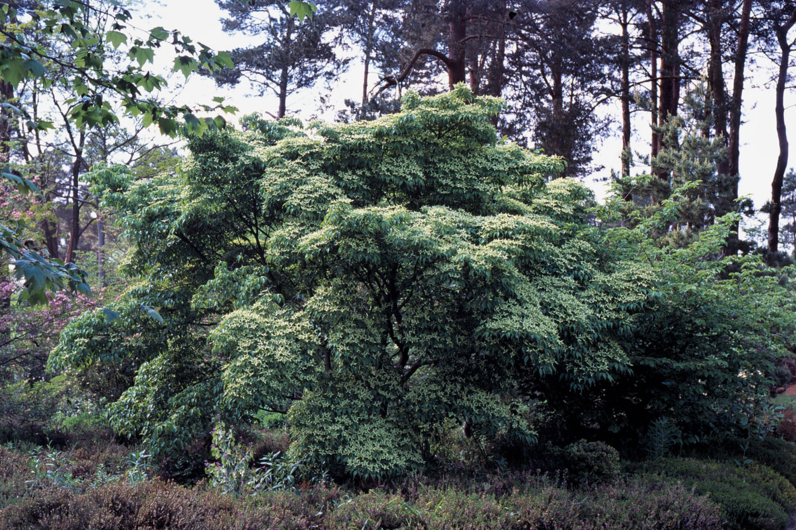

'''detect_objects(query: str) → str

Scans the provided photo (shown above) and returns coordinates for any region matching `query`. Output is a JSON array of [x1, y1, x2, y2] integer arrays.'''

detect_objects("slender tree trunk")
[[657, 0, 680, 137], [362, 2, 376, 106], [483, 0, 506, 99], [728, 0, 752, 181], [723, 0, 753, 254], [97, 220, 105, 286], [447, 0, 467, 88], [647, 0, 660, 160], [0, 79, 11, 343], [64, 131, 85, 264], [707, 0, 729, 172], [277, 18, 293, 119], [41, 218, 59, 260], [0, 81, 12, 164], [620, 6, 632, 177], [767, 10, 796, 258]]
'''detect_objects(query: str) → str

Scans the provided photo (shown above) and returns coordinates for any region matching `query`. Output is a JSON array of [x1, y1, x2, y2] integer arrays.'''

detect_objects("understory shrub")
[[689, 436, 796, 488], [631, 457, 796, 530], [744, 437, 796, 488], [327, 478, 723, 530], [0, 481, 320, 530], [0, 478, 722, 530], [555, 440, 621, 486]]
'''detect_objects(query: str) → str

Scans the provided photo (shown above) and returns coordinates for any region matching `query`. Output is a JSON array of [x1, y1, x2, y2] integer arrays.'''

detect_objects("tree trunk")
[[64, 131, 85, 264], [728, 0, 752, 181], [277, 17, 293, 119], [646, 0, 660, 160], [706, 0, 728, 172], [620, 5, 632, 177], [97, 220, 105, 286], [0, 81, 12, 164], [723, 0, 752, 254], [657, 0, 680, 141], [361, 2, 376, 106], [484, 0, 506, 99], [446, 0, 467, 88], [767, 9, 796, 258]]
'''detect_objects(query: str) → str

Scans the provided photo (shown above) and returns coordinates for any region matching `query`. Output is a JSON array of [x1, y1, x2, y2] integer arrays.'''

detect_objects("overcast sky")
[[139, 0, 796, 230]]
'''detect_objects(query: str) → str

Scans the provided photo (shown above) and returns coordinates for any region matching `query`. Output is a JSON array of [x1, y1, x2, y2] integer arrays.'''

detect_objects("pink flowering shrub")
[[0, 279, 104, 443]]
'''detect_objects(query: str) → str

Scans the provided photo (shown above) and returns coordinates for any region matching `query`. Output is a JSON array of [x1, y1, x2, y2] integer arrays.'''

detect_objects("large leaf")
[[288, 1, 317, 21]]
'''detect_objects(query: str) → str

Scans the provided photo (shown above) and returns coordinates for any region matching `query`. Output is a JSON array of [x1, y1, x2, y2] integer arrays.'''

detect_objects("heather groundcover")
[[0, 442, 728, 530], [5, 427, 796, 529]]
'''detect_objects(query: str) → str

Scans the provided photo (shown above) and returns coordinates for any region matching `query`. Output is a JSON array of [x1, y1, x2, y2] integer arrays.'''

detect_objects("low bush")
[[531, 440, 621, 487], [689, 436, 796, 488], [326, 490, 426, 529], [326, 478, 723, 530], [744, 437, 796, 487], [0, 470, 725, 530], [0, 481, 320, 530], [632, 457, 796, 530], [0, 446, 32, 510]]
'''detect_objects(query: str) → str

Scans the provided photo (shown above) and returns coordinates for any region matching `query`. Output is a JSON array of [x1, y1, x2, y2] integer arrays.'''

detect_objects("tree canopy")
[[49, 87, 796, 478]]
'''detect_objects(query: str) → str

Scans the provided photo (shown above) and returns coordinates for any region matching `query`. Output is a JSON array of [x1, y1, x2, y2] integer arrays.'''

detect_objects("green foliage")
[[689, 436, 796, 490], [543, 184, 796, 451], [609, 84, 748, 248], [644, 417, 681, 459], [632, 457, 796, 530], [50, 87, 796, 478], [0, 1, 234, 136], [206, 422, 304, 495], [554, 440, 621, 487]]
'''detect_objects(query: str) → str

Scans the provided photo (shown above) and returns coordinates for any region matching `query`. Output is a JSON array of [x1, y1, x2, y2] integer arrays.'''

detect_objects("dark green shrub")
[[632, 457, 795, 530], [541, 440, 621, 487], [741, 438, 796, 487]]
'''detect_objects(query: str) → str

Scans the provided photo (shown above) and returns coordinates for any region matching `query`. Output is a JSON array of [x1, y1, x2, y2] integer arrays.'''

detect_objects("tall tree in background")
[[699, 0, 753, 251], [607, 0, 646, 178], [337, 0, 406, 106], [503, 0, 612, 176], [762, 1, 796, 258], [372, 0, 512, 99], [212, 0, 341, 119]]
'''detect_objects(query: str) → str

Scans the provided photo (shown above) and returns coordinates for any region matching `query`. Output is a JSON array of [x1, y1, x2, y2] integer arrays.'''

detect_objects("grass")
[[772, 393, 796, 406]]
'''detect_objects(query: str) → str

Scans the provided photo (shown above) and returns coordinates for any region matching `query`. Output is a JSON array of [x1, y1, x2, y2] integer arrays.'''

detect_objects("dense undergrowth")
[[0, 439, 727, 530], [1, 413, 796, 530]]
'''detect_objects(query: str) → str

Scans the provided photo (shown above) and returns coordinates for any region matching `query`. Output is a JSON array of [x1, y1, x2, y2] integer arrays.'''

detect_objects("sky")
[[140, 0, 796, 230]]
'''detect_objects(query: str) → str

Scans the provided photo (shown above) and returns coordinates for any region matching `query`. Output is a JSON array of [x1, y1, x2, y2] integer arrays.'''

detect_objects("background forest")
[[5, 1, 796, 529]]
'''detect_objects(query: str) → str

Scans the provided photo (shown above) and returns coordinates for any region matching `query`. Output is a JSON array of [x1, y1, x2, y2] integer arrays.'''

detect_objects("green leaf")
[[103, 308, 120, 322], [2, 58, 25, 87], [130, 46, 155, 67], [106, 30, 127, 49], [288, 1, 317, 21], [183, 112, 202, 134], [2, 171, 40, 195], [22, 59, 46, 78], [157, 117, 180, 137], [215, 50, 234, 68], [149, 26, 169, 41], [172, 56, 197, 79]]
